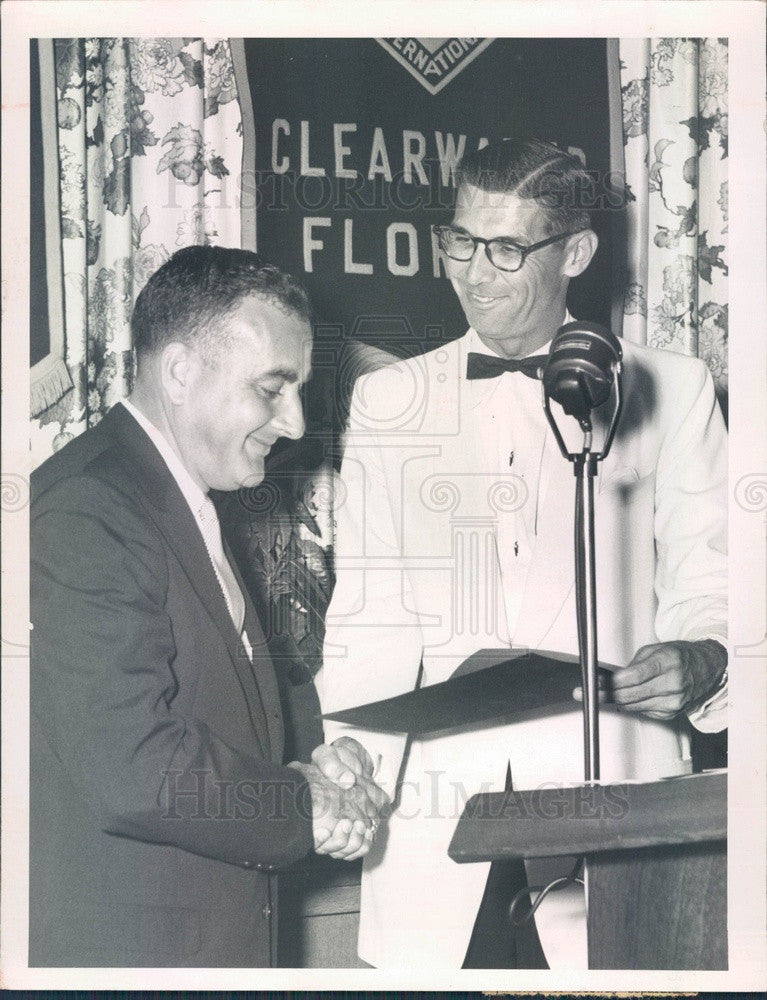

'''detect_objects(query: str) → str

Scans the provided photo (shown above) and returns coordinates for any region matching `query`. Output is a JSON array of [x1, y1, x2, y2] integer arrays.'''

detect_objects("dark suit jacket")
[[30, 403, 319, 967]]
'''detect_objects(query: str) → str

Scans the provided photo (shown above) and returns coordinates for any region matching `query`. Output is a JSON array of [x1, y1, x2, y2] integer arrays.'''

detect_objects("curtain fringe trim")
[[30, 358, 73, 418]]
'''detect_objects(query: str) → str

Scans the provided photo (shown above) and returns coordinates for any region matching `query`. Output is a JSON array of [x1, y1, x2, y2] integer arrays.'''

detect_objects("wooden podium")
[[448, 770, 727, 970], [324, 651, 728, 969]]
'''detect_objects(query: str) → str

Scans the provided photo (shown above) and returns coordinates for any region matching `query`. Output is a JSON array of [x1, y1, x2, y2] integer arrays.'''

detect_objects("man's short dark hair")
[[132, 245, 312, 363], [455, 138, 593, 236]]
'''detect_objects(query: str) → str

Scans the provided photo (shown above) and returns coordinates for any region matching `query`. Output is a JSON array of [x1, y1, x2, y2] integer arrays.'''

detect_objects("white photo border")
[[2, 1, 765, 991]]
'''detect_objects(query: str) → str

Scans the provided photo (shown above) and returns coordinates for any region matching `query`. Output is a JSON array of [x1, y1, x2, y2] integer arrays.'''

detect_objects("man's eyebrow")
[[450, 222, 527, 244], [259, 367, 300, 382]]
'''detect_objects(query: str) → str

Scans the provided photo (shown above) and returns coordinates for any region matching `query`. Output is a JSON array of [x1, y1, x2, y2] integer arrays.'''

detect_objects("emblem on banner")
[[376, 38, 494, 95]]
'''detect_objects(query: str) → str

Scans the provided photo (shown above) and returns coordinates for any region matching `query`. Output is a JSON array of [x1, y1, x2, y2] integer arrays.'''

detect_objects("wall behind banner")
[[242, 37, 619, 463]]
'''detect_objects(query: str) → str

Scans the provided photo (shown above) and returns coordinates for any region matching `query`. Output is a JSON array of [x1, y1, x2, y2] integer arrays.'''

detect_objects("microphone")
[[542, 321, 622, 424], [539, 322, 623, 783]]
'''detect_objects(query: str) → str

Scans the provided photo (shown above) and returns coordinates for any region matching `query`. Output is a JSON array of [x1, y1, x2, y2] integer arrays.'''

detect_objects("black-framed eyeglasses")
[[434, 224, 581, 273]]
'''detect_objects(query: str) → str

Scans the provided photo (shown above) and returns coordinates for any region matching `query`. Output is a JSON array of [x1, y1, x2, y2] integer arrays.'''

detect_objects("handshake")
[[288, 737, 389, 861]]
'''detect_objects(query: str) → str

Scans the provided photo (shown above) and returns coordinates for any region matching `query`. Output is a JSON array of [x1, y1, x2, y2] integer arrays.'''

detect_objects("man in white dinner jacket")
[[317, 138, 728, 969]]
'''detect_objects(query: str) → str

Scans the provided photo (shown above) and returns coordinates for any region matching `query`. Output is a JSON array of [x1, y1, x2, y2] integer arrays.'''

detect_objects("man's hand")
[[310, 740, 388, 826], [288, 754, 389, 862], [310, 737, 377, 789], [609, 639, 727, 721]]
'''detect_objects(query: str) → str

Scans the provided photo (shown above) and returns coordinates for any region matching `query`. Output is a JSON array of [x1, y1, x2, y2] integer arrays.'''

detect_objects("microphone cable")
[[508, 856, 585, 927]]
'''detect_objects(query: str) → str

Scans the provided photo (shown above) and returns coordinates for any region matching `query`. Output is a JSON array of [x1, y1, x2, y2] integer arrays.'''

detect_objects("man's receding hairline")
[[237, 289, 312, 325], [135, 288, 311, 362], [454, 181, 558, 240], [132, 246, 313, 365]]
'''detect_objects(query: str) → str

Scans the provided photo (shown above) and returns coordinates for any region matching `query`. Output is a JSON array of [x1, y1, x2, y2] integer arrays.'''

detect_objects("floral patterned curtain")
[[30, 37, 332, 680], [31, 38, 242, 465], [620, 38, 728, 410]]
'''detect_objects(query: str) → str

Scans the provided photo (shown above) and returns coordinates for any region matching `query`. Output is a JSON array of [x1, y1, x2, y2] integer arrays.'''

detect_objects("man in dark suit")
[[30, 246, 386, 967]]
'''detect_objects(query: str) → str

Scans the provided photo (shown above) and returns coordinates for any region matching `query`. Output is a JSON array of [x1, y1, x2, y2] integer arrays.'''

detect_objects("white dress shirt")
[[465, 327, 552, 640], [120, 399, 250, 654]]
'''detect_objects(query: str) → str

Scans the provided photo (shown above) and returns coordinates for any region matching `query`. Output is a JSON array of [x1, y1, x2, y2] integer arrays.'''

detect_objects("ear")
[[159, 341, 196, 405], [562, 229, 598, 278]]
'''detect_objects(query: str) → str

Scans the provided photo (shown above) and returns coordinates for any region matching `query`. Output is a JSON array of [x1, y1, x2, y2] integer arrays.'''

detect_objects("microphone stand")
[[541, 370, 623, 782]]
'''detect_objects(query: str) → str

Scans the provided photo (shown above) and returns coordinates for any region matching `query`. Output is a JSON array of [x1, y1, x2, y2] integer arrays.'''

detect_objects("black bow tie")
[[465, 351, 547, 381]]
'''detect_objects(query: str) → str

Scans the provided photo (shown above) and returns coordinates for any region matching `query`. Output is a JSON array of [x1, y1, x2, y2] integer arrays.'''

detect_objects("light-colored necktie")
[[197, 496, 248, 646]]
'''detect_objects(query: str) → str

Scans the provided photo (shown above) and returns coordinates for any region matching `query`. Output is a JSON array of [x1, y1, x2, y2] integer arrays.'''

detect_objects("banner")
[[242, 37, 617, 457]]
